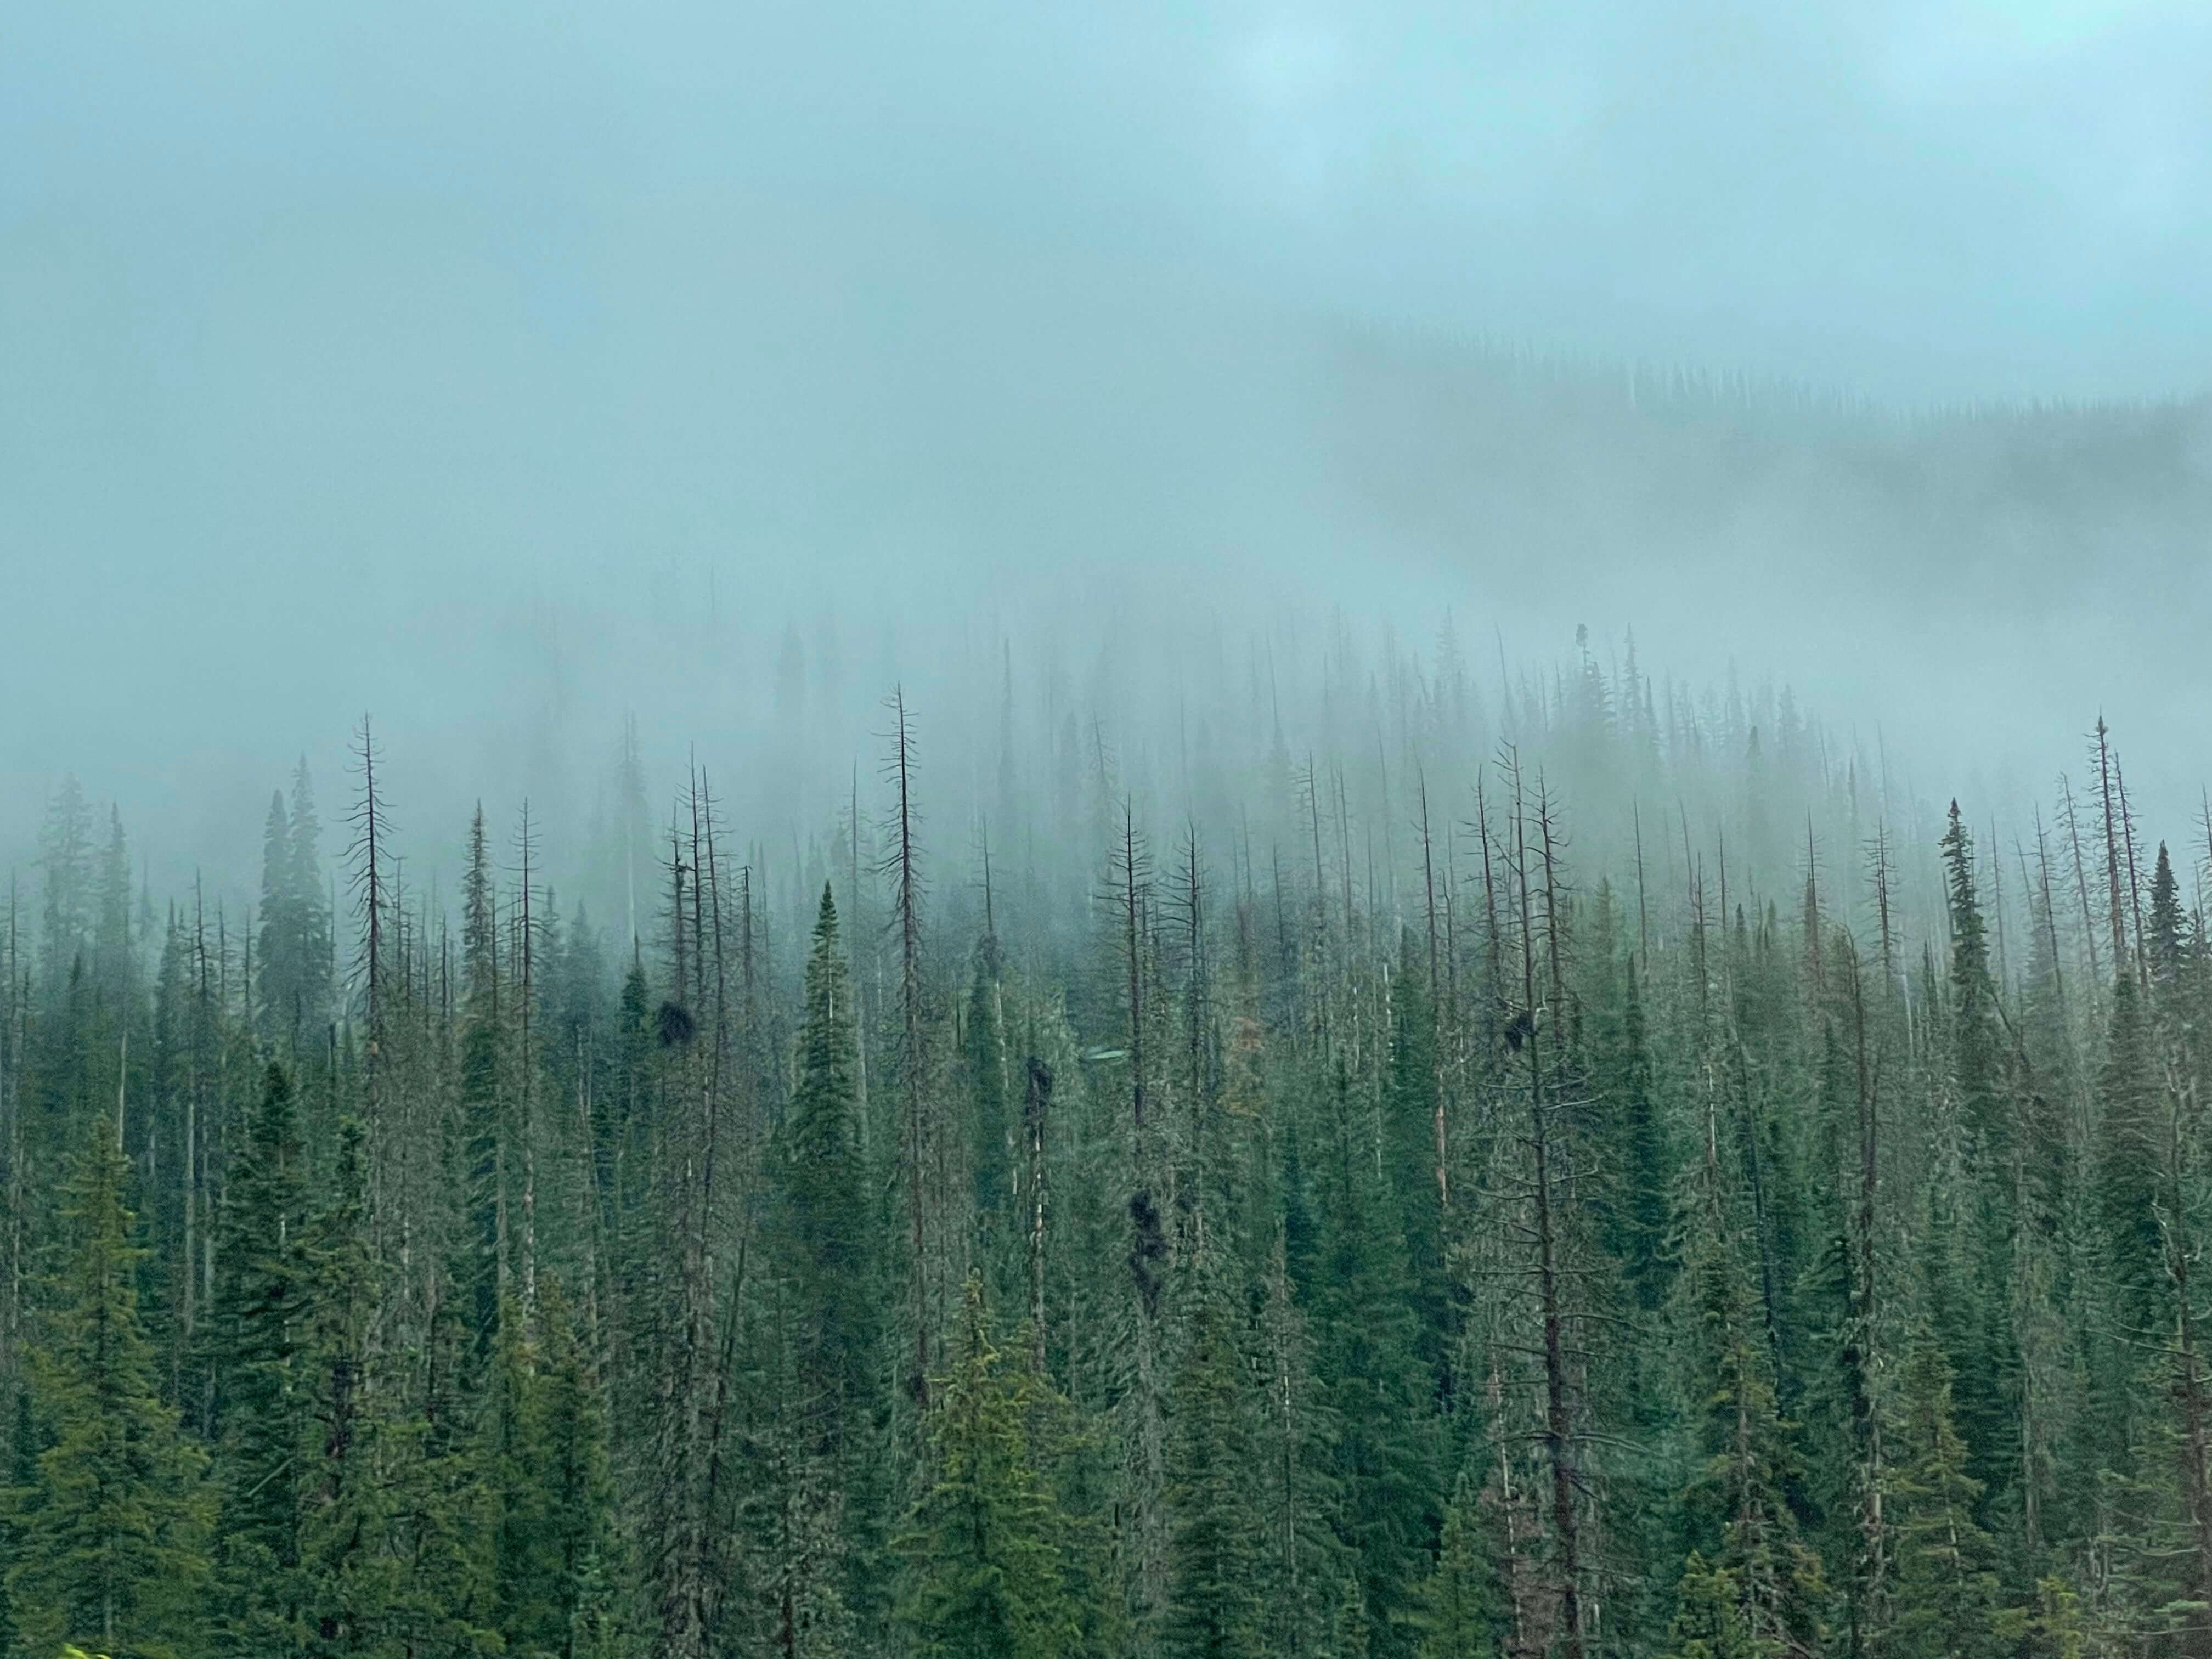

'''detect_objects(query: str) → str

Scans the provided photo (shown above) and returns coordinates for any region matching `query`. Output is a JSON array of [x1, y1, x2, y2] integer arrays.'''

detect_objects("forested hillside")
[[4, 633, 2209, 1659]]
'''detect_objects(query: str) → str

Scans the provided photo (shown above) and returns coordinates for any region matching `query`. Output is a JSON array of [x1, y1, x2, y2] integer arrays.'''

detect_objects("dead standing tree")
[[882, 687, 933, 1408], [648, 765, 747, 1658], [1499, 743, 1589, 1659], [345, 715, 394, 1272], [1105, 797, 1171, 1626], [1418, 768, 1451, 1214]]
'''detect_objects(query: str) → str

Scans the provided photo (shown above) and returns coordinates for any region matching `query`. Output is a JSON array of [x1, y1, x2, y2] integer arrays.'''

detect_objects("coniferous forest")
[[5, 634, 2211, 1659]]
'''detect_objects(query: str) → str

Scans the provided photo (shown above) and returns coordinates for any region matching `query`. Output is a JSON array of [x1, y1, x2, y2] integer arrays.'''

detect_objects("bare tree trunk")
[[1633, 800, 1650, 964], [517, 802, 538, 1320], [891, 688, 930, 1406], [2059, 776, 2102, 989], [1845, 938, 1885, 1655], [1868, 823, 1897, 989], [2115, 748, 2151, 994], [1473, 772, 1505, 1030], [1124, 804, 1147, 1139], [2095, 717, 2129, 974], [2031, 813, 2069, 1031], [1182, 828, 1210, 1251], [1418, 771, 1449, 1212], [1302, 756, 1329, 1050], [349, 715, 390, 1263], [1025, 1057, 1051, 1373], [1508, 747, 1584, 1659]]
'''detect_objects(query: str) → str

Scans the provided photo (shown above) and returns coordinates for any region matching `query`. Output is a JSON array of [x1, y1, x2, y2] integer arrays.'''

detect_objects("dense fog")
[[7, 3, 2212, 903], [8, 11, 2212, 1658]]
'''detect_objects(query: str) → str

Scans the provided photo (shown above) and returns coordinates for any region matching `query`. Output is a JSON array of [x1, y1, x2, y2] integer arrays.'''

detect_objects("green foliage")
[[1418, 1468, 1504, 1659], [494, 1279, 624, 1659], [1886, 1326, 2002, 1659], [1990, 1576, 2087, 1659], [21, 691, 2212, 1659], [780, 883, 873, 1437], [211, 1062, 315, 1654], [895, 1278, 1080, 1659], [1669, 1142, 1827, 1659], [1663, 1551, 1762, 1659], [5, 1118, 211, 1659], [1161, 1276, 1268, 1659]]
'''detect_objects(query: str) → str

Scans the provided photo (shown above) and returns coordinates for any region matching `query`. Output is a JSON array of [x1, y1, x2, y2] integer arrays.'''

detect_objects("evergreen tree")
[[5, 1116, 212, 1659], [895, 1277, 1079, 1659], [1663, 1551, 1760, 1659], [494, 1278, 623, 1658], [1669, 1131, 1826, 1659], [460, 804, 507, 1366], [1310, 1062, 1440, 1659], [2147, 843, 2185, 991], [969, 929, 1013, 1271], [1937, 803, 2018, 1522], [297, 1114, 392, 1655], [1884, 1325, 2000, 1659], [255, 763, 332, 1053], [1418, 1466, 1505, 1659], [212, 1062, 315, 1654], [40, 777, 95, 991], [1592, 943, 1673, 1314], [780, 883, 872, 1438], [1384, 933, 1449, 1369], [288, 758, 332, 1038], [1256, 1234, 1359, 1658], [1162, 1274, 1268, 1659]]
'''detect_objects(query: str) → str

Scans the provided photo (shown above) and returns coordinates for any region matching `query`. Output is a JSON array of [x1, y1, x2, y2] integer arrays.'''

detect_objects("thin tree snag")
[[2096, 716, 2128, 974], [1025, 1056, 1051, 1373], [890, 686, 930, 1407], [1508, 746, 1584, 1659], [1419, 769, 1449, 1211], [2059, 775, 2102, 989]]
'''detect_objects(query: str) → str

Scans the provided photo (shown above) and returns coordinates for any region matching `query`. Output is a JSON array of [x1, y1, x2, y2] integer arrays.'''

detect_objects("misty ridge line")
[[10, 210, 2209, 874], [1335, 314, 2212, 432]]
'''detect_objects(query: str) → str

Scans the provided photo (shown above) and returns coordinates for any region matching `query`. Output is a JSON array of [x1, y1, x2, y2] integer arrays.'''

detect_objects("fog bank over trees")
[[8, 216, 2210, 900], [14, 6, 2212, 1656]]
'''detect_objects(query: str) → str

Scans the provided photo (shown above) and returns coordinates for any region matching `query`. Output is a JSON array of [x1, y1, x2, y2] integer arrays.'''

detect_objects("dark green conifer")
[[5, 1116, 212, 1658], [211, 1062, 315, 1653], [1886, 1325, 2001, 1659], [896, 1277, 1078, 1659], [1162, 1276, 1267, 1659]]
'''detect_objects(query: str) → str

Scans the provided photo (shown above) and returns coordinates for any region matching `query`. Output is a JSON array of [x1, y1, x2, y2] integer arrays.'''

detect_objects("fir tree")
[[895, 1277, 1079, 1659], [780, 883, 872, 1440], [211, 1062, 315, 1654], [5, 1116, 212, 1659], [495, 1278, 622, 1658], [1311, 1061, 1441, 1659], [1418, 1466, 1505, 1659], [297, 1114, 391, 1654], [1162, 1274, 1267, 1659], [1884, 1325, 2000, 1659]]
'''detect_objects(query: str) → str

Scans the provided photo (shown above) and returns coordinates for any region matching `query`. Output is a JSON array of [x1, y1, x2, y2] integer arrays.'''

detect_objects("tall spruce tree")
[[1162, 1272, 1269, 1659], [895, 1277, 1079, 1659], [212, 1062, 315, 1654], [5, 1116, 212, 1659]]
